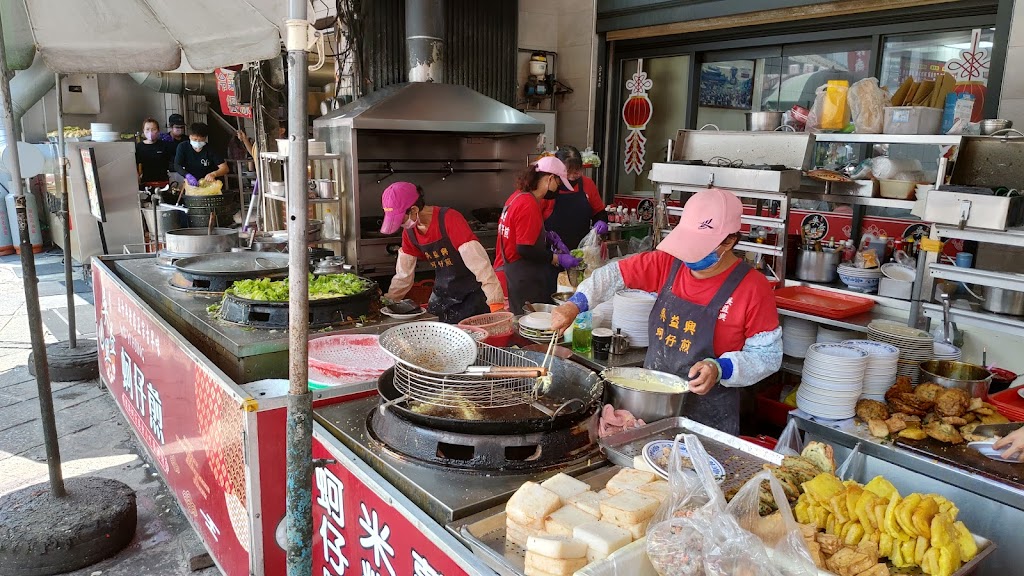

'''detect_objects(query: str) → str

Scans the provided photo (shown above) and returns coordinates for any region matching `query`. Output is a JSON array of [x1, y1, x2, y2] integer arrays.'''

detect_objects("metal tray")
[[598, 417, 783, 495]]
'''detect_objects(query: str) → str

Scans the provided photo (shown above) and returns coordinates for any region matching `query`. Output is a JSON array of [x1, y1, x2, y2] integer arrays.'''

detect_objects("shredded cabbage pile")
[[225, 274, 370, 302]]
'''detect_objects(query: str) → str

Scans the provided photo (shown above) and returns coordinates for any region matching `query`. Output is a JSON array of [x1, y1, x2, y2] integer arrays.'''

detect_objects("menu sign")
[[80, 147, 105, 222]]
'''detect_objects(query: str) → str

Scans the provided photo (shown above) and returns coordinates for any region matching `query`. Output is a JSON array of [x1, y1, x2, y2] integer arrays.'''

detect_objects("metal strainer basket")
[[393, 343, 541, 408], [378, 321, 478, 375]]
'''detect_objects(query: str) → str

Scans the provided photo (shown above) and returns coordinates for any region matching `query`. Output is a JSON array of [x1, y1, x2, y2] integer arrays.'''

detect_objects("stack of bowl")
[[838, 264, 882, 293]]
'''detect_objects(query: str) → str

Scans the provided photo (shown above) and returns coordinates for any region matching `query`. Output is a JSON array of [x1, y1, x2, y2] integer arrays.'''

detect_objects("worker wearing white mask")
[[174, 122, 228, 187]]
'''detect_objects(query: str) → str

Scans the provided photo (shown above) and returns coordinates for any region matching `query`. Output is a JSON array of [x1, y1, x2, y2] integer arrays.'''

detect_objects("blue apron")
[[644, 260, 752, 434], [405, 208, 488, 324]]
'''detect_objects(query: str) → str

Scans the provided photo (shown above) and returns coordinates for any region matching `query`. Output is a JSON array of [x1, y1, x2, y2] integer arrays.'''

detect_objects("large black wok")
[[376, 351, 603, 435]]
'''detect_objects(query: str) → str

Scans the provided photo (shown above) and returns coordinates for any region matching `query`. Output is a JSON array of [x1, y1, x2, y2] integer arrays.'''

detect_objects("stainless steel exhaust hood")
[[316, 82, 543, 134]]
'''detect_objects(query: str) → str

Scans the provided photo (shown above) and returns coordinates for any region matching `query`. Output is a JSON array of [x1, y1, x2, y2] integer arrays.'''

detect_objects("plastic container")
[[987, 387, 1024, 421], [755, 381, 796, 428], [878, 276, 912, 300], [774, 285, 876, 319], [878, 179, 918, 200], [883, 106, 942, 135]]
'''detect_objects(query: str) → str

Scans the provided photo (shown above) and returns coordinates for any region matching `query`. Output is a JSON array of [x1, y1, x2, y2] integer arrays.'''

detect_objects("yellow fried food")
[[863, 476, 900, 500], [912, 496, 939, 538], [884, 495, 905, 539], [803, 472, 845, 505], [915, 535, 930, 565], [857, 491, 879, 529], [898, 427, 928, 440], [896, 493, 922, 537], [954, 520, 978, 561], [931, 512, 955, 547]]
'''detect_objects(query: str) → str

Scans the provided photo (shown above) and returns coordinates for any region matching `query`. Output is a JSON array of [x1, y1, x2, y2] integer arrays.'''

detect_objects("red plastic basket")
[[740, 435, 779, 450], [774, 285, 875, 319], [458, 311, 514, 337], [987, 387, 1024, 422]]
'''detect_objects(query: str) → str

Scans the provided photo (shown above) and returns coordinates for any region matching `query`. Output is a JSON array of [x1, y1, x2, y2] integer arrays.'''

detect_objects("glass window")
[[615, 55, 691, 197], [880, 28, 996, 92], [695, 40, 872, 131]]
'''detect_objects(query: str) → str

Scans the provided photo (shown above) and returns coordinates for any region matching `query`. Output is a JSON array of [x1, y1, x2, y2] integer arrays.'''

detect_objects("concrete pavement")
[[0, 250, 219, 575]]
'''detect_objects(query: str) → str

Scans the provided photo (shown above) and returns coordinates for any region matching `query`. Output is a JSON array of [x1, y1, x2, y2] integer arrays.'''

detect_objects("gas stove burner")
[[367, 405, 598, 473], [156, 249, 196, 270]]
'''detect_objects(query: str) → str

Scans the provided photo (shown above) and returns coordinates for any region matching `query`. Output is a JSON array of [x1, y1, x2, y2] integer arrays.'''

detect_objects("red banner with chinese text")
[[93, 266, 251, 576], [311, 438, 470, 576], [215, 68, 253, 119]]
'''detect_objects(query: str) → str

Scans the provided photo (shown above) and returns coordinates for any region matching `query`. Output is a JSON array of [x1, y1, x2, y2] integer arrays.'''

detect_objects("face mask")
[[684, 248, 721, 272], [543, 176, 559, 199], [401, 209, 417, 229], [191, 140, 206, 151], [144, 131, 158, 141]]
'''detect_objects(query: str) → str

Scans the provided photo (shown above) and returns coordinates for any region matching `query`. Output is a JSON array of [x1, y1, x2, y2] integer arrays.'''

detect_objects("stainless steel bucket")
[[601, 367, 688, 422], [796, 249, 841, 282], [164, 228, 238, 255], [745, 111, 784, 131], [982, 285, 1024, 316]]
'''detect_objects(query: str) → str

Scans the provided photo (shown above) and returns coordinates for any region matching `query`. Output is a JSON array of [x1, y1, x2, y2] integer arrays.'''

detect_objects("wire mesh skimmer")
[[391, 343, 543, 408]]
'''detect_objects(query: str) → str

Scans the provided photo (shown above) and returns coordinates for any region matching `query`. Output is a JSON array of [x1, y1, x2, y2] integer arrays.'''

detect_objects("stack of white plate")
[[92, 131, 120, 142], [842, 339, 900, 400], [933, 342, 962, 362], [816, 326, 859, 344], [782, 317, 817, 358], [518, 312, 556, 344], [612, 289, 658, 348], [867, 320, 934, 383], [797, 343, 868, 420]]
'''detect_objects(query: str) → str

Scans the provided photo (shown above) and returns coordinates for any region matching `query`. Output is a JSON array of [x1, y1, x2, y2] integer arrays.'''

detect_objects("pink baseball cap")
[[533, 156, 574, 190], [657, 188, 743, 263], [380, 182, 420, 234]]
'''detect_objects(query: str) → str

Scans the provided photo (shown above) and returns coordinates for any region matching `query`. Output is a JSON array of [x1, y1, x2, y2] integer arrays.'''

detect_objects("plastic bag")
[[648, 434, 719, 528], [821, 80, 850, 130], [577, 228, 606, 271], [774, 419, 804, 457], [726, 470, 818, 576], [806, 85, 828, 132], [628, 233, 654, 254], [848, 78, 887, 134], [647, 435, 782, 576]]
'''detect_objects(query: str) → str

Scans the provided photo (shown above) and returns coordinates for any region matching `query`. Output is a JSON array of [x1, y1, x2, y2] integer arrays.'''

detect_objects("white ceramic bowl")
[[881, 263, 916, 282], [839, 271, 880, 292]]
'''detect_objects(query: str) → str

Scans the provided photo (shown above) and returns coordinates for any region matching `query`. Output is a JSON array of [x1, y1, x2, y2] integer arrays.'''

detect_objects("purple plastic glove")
[[556, 253, 581, 270], [546, 230, 569, 254], [185, 174, 199, 187], [593, 220, 609, 235]]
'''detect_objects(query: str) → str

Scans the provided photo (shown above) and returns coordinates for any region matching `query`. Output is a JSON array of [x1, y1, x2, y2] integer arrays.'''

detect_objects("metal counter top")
[[104, 255, 422, 382]]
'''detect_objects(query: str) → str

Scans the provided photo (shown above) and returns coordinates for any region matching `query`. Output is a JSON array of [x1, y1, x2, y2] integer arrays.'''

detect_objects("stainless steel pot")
[[315, 179, 335, 199], [164, 227, 237, 255], [980, 119, 1013, 135], [919, 360, 992, 398], [601, 367, 688, 423], [796, 249, 841, 282], [745, 111, 784, 131], [982, 285, 1024, 316]]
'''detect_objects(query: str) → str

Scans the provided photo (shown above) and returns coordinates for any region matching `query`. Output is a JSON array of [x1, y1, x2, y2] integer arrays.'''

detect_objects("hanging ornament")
[[946, 28, 990, 122], [622, 60, 653, 175]]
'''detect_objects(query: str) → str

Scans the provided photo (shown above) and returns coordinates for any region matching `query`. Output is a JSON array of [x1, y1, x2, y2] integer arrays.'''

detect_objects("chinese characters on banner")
[[312, 439, 469, 576], [215, 68, 253, 119], [93, 266, 251, 576]]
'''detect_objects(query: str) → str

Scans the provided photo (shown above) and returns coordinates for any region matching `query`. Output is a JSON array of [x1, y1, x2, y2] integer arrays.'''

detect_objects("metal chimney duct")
[[406, 0, 444, 83]]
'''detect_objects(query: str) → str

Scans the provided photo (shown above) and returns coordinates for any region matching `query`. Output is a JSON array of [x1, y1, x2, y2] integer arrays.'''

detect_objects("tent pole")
[[0, 22, 65, 498], [284, 0, 312, 575], [55, 73, 75, 348]]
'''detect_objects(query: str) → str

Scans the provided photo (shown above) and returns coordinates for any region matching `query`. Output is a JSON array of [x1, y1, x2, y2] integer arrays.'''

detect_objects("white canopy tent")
[[2, 0, 292, 72], [0, 2, 320, 574]]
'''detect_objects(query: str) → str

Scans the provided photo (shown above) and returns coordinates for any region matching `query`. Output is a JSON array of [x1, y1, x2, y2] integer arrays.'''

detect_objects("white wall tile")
[[1000, 46, 1024, 102], [1009, 0, 1024, 47], [557, 12, 594, 47], [519, 11, 558, 52], [997, 97, 1024, 124]]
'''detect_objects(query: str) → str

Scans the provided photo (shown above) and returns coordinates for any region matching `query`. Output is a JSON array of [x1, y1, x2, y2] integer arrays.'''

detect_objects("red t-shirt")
[[540, 176, 605, 219], [400, 206, 478, 258], [493, 191, 545, 296], [617, 251, 779, 357]]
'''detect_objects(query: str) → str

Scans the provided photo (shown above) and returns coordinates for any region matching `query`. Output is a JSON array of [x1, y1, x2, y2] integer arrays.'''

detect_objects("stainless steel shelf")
[[777, 306, 909, 332], [790, 190, 917, 210], [265, 195, 338, 204], [813, 133, 964, 146], [736, 240, 783, 256], [929, 263, 1024, 291], [933, 224, 1024, 247], [921, 302, 1024, 338], [782, 278, 913, 311], [260, 152, 341, 161]]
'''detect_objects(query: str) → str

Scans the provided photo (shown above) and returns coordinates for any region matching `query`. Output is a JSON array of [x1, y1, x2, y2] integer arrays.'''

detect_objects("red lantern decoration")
[[622, 62, 654, 175]]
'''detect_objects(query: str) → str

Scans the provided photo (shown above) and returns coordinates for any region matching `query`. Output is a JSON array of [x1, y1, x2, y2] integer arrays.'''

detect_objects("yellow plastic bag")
[[184, 179, 224, 196], [821, 80, 850, 130]]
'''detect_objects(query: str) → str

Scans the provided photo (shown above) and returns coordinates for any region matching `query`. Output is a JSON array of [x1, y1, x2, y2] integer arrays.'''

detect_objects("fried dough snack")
[[934, 388, 970, 418], [856, 399, 890, 422]]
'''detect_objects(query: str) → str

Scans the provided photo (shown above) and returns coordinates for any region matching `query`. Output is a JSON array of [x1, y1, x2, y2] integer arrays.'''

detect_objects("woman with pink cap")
[[379, 182, 505, 323], [494, 157, 582, 313], [550, 189, 781, 434]]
